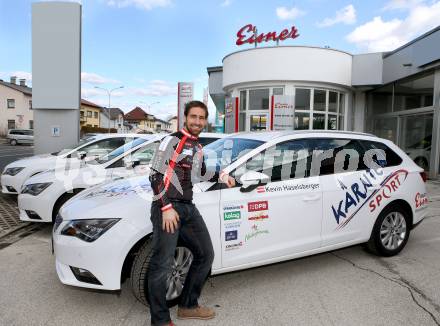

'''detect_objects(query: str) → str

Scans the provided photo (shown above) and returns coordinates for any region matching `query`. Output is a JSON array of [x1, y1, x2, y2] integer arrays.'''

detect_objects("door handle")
[[302, 194, 321, 202]]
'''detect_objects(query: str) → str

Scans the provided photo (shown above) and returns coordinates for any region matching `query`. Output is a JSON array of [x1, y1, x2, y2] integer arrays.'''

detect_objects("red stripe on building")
[[235, 97, 239, 132], [270, 95, 274, 130]]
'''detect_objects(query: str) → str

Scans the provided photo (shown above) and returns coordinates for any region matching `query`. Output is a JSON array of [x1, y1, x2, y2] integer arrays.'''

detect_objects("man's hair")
[[184, 100, 208, 118]]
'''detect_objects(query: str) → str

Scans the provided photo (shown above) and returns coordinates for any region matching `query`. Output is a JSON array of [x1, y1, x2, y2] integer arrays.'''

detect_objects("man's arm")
[[196, 144, 235, 187]]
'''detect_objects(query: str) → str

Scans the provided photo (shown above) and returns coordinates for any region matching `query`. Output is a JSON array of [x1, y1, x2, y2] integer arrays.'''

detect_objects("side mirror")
[[239, 171, 269, 193], [124, 158, 140, 169], [78, 151, 87, 160]]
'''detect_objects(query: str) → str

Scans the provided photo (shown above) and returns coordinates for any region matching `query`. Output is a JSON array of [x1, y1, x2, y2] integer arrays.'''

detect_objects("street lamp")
[[94, 85, 124, 133]]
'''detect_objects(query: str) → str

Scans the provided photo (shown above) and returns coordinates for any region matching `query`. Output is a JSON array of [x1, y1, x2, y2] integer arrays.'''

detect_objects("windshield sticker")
[[333, 169, 408, 230], [83, 183, 152, 199]]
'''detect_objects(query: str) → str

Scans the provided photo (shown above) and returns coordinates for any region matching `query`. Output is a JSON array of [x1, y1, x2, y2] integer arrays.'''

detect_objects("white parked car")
[[18, 133, 224, 223], [53, 131, 428, 306], [1, 133, 141, 194]]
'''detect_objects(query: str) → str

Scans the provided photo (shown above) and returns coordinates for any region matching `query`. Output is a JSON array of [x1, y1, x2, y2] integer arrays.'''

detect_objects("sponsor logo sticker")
[[224, 211, 241, 221], [225, 221, 241, 229], [245, 224, 269, 242], [248, 213, 269, 221], [225, 230, 238, 241], [223, 205, 244, 211], [415, 192, 428, 210], [225, 241, 243, 251], [248, 201, 268, 212]]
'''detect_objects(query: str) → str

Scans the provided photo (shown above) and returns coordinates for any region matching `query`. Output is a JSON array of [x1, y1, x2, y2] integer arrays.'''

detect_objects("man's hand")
[[220, 173, 236, 188], [162, 208, 180, 233]]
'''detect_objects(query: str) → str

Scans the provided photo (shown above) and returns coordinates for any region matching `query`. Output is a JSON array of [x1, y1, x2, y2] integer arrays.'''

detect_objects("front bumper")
[[18, 190, 57, 223], [1, 174, 23, 194], [53, 218, 139, 290]]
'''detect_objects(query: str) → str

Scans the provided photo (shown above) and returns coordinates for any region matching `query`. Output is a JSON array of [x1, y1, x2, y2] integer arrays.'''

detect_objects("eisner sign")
[[236, 24, 299, 46]]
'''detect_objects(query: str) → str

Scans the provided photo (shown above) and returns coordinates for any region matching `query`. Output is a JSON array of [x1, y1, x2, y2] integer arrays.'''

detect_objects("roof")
[[81, 99, 102, 108], [154, 118, 171, 125], [124, 107, 154, 121], [225, 130, 376, 141], [0, 79, 32, 96]]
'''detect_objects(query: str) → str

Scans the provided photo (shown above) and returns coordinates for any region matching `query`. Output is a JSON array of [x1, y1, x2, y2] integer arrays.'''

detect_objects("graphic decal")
[[225, 241, 243, 251], [332, 169, 408, 230], [225, 221, 241, 229], [245, 224, 269, 241], [84, 183, 152, 199], [257, 183, 319, 194], [225, 230, 238, 241], [248, 201, 268, 212], [224, 211, 241, 221], [415, 192, 428, 210]]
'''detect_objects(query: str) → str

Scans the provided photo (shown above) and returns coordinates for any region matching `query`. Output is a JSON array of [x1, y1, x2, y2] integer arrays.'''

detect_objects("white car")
[[53, 131, 428, 306], [18, 133, 224, 223], [1, 133, 142, 194]]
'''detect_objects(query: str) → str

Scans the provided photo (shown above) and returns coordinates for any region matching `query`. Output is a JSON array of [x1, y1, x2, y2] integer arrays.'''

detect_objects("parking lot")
[[0, 179, 440, 325]]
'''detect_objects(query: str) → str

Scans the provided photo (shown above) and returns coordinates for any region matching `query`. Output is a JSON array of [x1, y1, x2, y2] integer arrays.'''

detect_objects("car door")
[[220, 138, 322, 268]]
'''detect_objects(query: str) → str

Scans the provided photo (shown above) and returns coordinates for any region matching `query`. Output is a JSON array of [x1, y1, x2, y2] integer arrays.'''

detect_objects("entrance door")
[[248, 113, 269, 131]]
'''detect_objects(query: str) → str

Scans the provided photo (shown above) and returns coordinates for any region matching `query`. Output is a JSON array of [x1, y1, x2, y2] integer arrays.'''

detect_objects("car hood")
[[4, 154, 58, 169], [59, 175, 152, 222]]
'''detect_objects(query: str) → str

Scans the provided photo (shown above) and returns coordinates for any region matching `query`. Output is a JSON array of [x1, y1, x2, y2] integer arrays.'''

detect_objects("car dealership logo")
[[332, 169, 408, 230]]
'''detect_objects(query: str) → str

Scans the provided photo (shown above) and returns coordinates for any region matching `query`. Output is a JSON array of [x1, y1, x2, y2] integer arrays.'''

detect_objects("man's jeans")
[[147, 201, 215, 326]]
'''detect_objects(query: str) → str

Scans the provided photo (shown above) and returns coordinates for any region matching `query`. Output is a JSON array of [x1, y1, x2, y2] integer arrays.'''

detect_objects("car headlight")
[[21, 182, 52, 196], [3, 167, 25, 176], [60, 219, 120, 242]]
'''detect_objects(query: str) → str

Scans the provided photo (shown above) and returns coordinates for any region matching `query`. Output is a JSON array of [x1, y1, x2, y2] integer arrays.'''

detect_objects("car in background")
[[53, 130, 427, 306], [18, 133, 224, 223], [7, 129, 34, 146], [1, 133, 140, 194]]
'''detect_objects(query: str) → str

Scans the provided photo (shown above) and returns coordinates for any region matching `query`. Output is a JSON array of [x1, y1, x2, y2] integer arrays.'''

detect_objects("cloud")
[[276, 6, 306, 20], [382, 0, 425, 11], [317, 4, 356, 27], [220, 0, 232, 7], [81, 87, 126, 99], [81, 72, 120, 85], [0, 71, 32, 84], [346, 1, 440, 51], [106, 0, 172, 10], [131, 80, 176, 97]]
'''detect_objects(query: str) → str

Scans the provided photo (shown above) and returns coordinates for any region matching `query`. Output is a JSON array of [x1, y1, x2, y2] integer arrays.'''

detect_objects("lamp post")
[[94, 85, 124, 133]]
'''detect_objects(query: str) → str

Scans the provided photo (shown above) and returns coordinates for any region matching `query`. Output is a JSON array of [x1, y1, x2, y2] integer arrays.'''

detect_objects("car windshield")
[[78, 136, 98, 146], [89, 138, 148, 165], [203, 137, 264, 172]]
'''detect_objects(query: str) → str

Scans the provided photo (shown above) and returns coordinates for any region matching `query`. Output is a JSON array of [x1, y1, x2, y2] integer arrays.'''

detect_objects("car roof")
[[199, 132, 226, 138], [224, 130, 377, 141]]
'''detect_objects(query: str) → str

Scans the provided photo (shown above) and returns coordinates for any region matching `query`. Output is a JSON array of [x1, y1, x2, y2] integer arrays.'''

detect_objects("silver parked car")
[[7, 129, 34, 146]]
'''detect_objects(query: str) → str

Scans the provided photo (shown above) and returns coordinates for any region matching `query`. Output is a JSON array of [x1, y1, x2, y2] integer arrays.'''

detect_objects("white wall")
[[223, 46, 352, 89], [0, 86, 33, 136]]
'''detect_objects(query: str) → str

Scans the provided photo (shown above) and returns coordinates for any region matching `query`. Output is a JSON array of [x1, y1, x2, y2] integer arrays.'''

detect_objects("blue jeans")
[[147, 201, 215, 326]]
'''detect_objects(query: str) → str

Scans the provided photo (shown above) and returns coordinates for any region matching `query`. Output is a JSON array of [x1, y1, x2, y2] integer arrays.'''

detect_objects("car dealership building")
[[208, 25, 440, 178]]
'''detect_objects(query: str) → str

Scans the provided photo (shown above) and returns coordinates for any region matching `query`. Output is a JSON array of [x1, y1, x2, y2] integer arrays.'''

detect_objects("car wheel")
[[414, 157, 429, 171], [10, 139, 17, 146], [367, 204, 411, 257], [130, 239, 193, 307]]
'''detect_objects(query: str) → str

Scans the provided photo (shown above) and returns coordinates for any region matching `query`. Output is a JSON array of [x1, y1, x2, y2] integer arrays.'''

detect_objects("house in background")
[[0, 76, 33, 136], [124, 106, 156, 133], [80, 99, 101, 128], [100, 107, 129, 133], [155, 118, 171, 133], [168, 116, 177, 132]]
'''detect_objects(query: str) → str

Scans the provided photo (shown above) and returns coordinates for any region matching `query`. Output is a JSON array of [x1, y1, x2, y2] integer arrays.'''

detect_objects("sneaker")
[[177, 305, 216, 320]]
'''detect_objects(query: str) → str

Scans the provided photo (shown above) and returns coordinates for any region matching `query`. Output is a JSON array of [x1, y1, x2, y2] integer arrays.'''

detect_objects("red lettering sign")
[[248, 200, 269, 212], [236, 24, 299, 46]]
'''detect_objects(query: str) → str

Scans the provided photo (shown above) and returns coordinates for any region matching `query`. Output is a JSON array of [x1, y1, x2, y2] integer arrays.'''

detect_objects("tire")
[[130, 239, 193, 307], [10, 139, 17, 146], [367, 204, 411, 257]]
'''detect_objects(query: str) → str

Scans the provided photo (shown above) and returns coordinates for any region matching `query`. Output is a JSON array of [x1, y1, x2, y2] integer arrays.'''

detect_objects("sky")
[[1, 0, 440, 121]]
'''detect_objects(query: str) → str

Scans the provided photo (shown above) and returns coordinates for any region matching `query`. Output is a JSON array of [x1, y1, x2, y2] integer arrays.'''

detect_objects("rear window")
[[360, 140, 402, 168]]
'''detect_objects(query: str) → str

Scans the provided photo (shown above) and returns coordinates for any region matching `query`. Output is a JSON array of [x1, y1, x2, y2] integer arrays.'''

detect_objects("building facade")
[[80, 99, 101, 128], [208, 26, 440, 178], [0, 77, 33, 136]]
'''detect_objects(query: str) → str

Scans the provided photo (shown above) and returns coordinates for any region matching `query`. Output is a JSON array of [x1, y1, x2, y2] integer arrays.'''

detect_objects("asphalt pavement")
[[0, 182, 440, 325], [0, 141, 34, 173]]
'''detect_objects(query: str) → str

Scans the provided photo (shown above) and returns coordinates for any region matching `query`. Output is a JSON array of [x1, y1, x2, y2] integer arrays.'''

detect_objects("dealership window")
[[368, 84, 393, 115], [249, 89, 269, 110], [313, 89, 326, 111], [273, 87, 284, 96], [8, 120, 15, 129], [29, 120, 33, 129], [240, 91, 246, 112], [329, 92, 337, 112], [295, 88, 310, 110], [394, 72, 434, 111], [7, 99, 15, 109]]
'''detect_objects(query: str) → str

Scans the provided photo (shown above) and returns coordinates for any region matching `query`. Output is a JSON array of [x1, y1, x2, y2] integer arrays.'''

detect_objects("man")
[[148, 100, 235, 326]]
